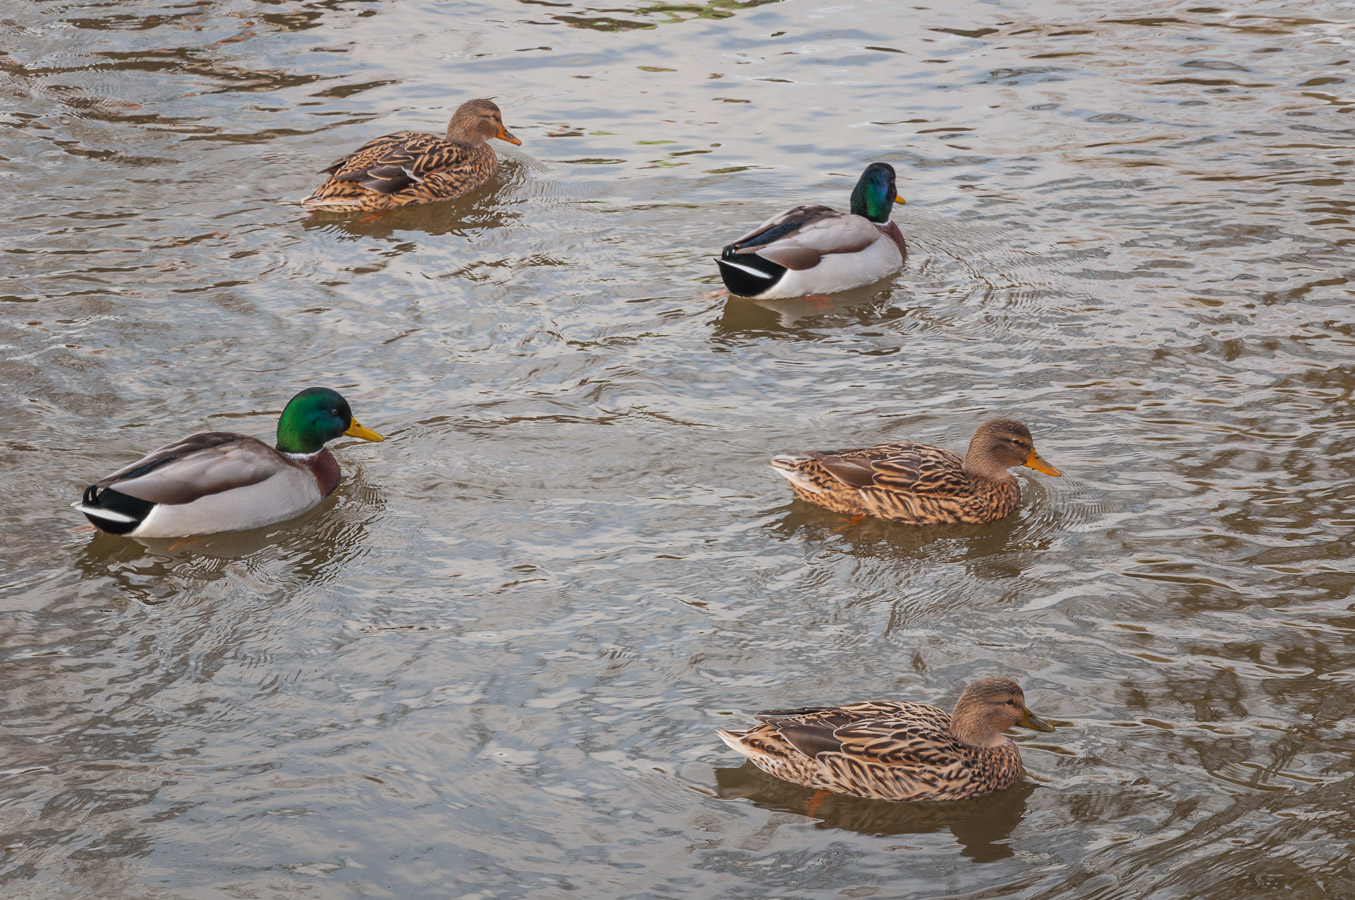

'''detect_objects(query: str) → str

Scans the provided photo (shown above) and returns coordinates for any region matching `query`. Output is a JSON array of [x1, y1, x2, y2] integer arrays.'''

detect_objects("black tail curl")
[[716, 253, 787, 298], [79, 485, 155, 535]]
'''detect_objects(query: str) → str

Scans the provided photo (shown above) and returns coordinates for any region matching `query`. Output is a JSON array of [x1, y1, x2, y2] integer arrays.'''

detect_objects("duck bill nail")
[[1025, 450, 1061, 477], [345, 421, 385, 443], [498, 127, 522, 146], [1019, 709, 1055, 732]]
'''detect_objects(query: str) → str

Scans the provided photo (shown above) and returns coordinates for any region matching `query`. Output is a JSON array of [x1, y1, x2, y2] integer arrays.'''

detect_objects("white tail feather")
[[71, 502, 137, 524], [720, 259, 775, 280]]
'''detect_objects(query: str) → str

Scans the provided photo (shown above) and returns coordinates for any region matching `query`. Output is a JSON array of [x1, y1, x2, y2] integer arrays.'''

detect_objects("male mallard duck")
[[717, 677, 1054, 802], [771, 417, 1060, 525], [717, 162, 907, 299], [302, 98, 520, 212], [74, 387, 384, 538]]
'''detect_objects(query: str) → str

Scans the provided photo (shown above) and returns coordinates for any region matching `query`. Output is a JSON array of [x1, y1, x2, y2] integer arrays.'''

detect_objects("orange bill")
[[1024, 449, 1060, 477], [497, 126, 522, 146]]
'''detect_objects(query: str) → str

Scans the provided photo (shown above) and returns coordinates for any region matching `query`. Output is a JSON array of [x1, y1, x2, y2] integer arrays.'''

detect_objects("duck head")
[[950, 677, 1054, 747], [447, 98, 521, 146], [275, 387, 384, 455], [849, 162, 905, 223]]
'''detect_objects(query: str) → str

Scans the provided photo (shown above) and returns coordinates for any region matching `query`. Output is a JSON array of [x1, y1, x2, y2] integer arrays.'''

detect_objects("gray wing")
[[725, 206, 881, 271], [95, 432, 285, 505]]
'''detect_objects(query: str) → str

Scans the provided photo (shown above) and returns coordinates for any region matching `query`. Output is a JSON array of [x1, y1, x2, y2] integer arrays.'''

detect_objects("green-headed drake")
[[75, 387, 384, 538], [717, 162, 907, 299]]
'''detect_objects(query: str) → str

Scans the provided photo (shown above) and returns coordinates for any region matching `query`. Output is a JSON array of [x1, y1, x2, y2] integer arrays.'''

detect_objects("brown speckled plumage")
[[303, 99, 520, 212], [770, 417, 1060, 525], [717, 677, 1054, 802]]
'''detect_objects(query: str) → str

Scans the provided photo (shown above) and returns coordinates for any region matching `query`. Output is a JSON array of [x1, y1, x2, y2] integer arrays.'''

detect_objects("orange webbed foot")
[[805, 788, 834, 818]]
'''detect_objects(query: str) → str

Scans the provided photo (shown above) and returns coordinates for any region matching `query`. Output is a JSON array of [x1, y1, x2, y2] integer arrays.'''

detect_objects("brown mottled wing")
[[806, 454, 877, 488], [321, 131, 479, 195], [95, 432, 283, 504], [725, 206, 877, 271], [811, 442, 969, 495], [758, 701, 964, 767]]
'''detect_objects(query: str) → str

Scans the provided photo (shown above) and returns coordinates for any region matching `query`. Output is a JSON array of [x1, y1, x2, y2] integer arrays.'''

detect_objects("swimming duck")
[[717, 162, 907, 299], [770, 417, 1060, 525], [717, 677, 1054, 802], [302, 98, 520, 212], [75, 387, 384, 538]]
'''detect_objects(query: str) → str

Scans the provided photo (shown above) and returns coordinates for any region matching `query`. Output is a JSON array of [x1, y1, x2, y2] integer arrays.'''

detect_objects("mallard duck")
[[771, 417, 1060, 525], [74, 387, 384, 538], [716, 162, 907, 299], [302, 98, 520, 212], [717, 677, 1054, 802]]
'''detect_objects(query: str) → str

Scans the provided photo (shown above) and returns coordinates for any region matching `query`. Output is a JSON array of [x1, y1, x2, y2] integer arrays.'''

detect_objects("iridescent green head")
[[275, 387, 384, 455], [849, 162, 905, 223]]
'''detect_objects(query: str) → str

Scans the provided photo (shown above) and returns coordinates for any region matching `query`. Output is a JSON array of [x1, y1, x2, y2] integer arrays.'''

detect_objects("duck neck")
[[961, 450, 1015, 483], [446, 119, 488, 145], [877, 220, 908, 259], [289, 448, 341, 497], [950, 706, 1005, 748]]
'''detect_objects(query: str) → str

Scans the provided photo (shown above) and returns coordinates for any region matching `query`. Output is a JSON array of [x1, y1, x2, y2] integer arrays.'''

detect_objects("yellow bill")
[[345, 419, 385, 443], [894, 194, 906, 205]]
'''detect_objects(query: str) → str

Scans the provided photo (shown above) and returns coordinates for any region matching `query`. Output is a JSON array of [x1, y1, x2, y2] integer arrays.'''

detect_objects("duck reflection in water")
[[73, 484, 384, 602], [711, 281, 892, 337], [715, 765, 1035, 861]]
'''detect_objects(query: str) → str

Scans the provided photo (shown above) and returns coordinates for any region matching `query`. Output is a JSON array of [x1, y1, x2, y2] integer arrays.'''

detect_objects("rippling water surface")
[[3, 0, 1354, 896]]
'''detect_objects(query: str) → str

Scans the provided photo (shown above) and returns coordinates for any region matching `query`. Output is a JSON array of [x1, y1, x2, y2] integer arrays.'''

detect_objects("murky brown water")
[[3, 0, 1354, 896]]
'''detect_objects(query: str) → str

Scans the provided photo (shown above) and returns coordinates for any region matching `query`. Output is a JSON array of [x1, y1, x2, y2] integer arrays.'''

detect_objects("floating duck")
[[717, 162, 906, 299], [75, 387, 384, 538], [717, 677, 1055, 802], [302, 98, 520, 212], [771, 417, 1060, 525]]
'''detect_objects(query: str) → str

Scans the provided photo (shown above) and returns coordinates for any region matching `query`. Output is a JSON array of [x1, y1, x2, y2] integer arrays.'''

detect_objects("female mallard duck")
[[74, 387, 384, 538], [771, 417, 1060, 525], [302, 98, 520, 212], [717, 677, 1055, 802], [717, 162, 907, 299]]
